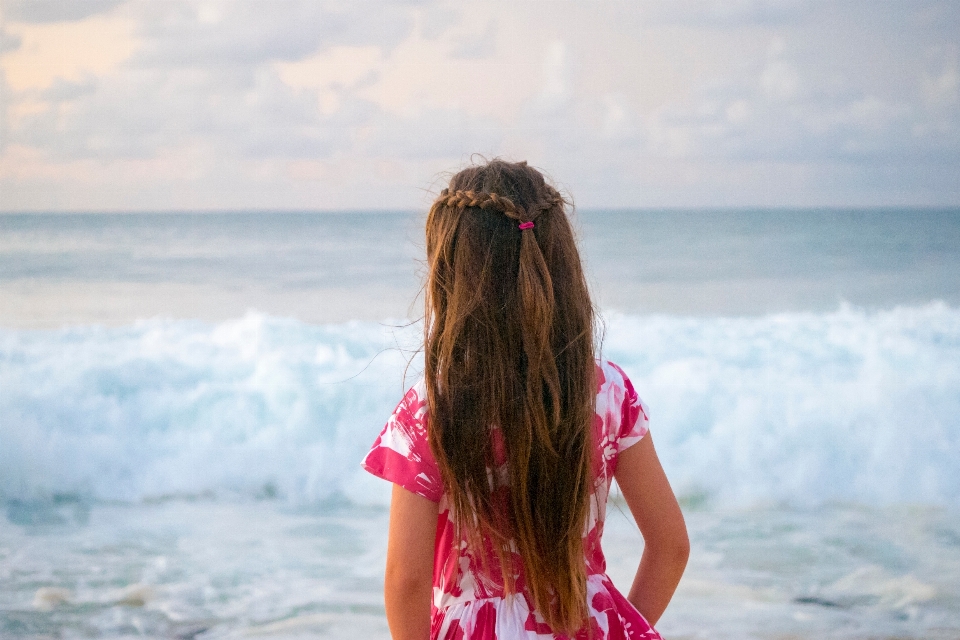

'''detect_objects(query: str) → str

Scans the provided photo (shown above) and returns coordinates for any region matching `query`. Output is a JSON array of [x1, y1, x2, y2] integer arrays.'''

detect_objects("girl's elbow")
[[647, 528, 690, 566], [676, 534, 691, 565], [672, 526, 691, 563]]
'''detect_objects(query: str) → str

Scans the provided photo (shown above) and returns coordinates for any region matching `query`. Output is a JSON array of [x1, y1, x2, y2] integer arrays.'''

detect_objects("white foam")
[[602, 302, 960, 507], [2, 303, 958, 507], [0, 312, 417, 507], [821, 566, 936, 609]]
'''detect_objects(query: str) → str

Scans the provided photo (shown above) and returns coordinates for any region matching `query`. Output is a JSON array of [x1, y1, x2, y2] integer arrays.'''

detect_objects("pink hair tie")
[[518, 221, 535, 230]]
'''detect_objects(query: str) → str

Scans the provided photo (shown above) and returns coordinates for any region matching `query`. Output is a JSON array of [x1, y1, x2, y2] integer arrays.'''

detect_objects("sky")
[[0, 0, 958, 211]]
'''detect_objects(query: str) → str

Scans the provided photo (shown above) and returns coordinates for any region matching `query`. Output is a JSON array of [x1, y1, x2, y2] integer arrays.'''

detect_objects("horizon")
[[3, 205, 960, 215]]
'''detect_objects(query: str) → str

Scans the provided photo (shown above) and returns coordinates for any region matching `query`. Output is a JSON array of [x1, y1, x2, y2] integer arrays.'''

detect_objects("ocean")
[[1, 209, 959, 639]]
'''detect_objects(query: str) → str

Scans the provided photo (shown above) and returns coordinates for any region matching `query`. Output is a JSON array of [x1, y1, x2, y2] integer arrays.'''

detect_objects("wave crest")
[[2, 304, 958, 507]]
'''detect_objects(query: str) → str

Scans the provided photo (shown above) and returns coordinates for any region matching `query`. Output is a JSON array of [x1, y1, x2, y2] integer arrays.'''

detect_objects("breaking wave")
[[2, 303, 958, 507]]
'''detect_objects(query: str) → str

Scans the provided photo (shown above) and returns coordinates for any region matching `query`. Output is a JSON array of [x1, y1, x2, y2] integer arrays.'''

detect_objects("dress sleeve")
[[360, 383, 444, 503], [609, 362, 650, 453]]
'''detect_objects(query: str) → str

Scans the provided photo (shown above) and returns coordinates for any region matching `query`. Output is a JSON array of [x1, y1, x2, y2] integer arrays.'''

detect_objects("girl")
[[362, 159, 689, 639]]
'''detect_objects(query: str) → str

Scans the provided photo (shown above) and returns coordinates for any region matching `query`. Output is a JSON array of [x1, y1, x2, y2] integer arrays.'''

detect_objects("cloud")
[[638, 0, 815, 27], [642, 32, 960, 168], [0, 14, 137, 91], [0, 27, 21, 53], [2, 1, 429, 165], [1, 0, 959, 210], [132, 1, 417, 67], [0, 0, 127, 23]]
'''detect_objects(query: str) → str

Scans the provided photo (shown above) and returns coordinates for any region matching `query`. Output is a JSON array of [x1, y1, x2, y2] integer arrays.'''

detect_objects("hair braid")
[[436, 187, 564, 225]]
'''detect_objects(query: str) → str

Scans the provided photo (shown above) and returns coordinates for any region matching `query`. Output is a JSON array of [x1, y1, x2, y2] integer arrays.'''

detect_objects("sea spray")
[[0, 313, 421, 506], [2, 303, 958, 507], [603, 302, 960, 507]]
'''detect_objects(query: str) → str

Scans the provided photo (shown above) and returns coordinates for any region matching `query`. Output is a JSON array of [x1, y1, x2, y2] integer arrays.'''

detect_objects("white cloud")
[[0, 0, 126, 23], [0, 0, 958, 210], [640, 0, 813, 26], [0, 13, 137, 91], [535, 40, 571, 112], [923, 48, 959, 108]]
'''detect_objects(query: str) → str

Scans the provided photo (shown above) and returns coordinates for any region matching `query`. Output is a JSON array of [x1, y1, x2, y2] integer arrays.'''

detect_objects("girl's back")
[[362, 159, 688, 639], [363, 360, 661, 639]]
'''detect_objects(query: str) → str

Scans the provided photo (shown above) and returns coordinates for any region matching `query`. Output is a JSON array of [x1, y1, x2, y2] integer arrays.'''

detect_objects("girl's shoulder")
[[361, 376, 442, 502], [595, 359, 650, 450], [595, 358, 638, 396], [405, 377, 428, 407]]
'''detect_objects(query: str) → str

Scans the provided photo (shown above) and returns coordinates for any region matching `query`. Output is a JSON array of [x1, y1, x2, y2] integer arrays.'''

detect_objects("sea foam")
[[2, 303, 958, 507]]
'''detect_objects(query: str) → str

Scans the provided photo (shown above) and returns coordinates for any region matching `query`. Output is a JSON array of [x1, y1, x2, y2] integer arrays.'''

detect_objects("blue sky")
[[1, 0, 958, 211]]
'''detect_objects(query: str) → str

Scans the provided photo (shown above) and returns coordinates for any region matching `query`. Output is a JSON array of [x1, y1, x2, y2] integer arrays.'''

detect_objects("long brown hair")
[[424, 159, 596, 634]]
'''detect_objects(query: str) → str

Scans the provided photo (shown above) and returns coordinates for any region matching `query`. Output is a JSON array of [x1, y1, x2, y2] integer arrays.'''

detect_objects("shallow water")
[[2, 500, 958, 639], [0, 501, 390, 639]]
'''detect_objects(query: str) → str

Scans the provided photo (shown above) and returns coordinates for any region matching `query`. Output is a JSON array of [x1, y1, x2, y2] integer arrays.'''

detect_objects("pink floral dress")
[[361, 360, 663, 640]]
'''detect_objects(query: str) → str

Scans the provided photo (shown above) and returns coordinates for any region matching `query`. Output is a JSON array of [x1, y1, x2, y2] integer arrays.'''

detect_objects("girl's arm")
[[384, 483, 440, 640], [614, 433, 690, 625]]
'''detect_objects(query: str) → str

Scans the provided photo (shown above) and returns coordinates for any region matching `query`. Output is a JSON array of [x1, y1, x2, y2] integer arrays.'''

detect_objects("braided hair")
[[433, 188, 564, 223], [424, 159, 596, 635]]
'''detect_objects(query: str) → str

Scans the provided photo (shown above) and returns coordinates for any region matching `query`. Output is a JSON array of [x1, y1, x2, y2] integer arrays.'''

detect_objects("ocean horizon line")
[[2, 205, 960, 216]]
